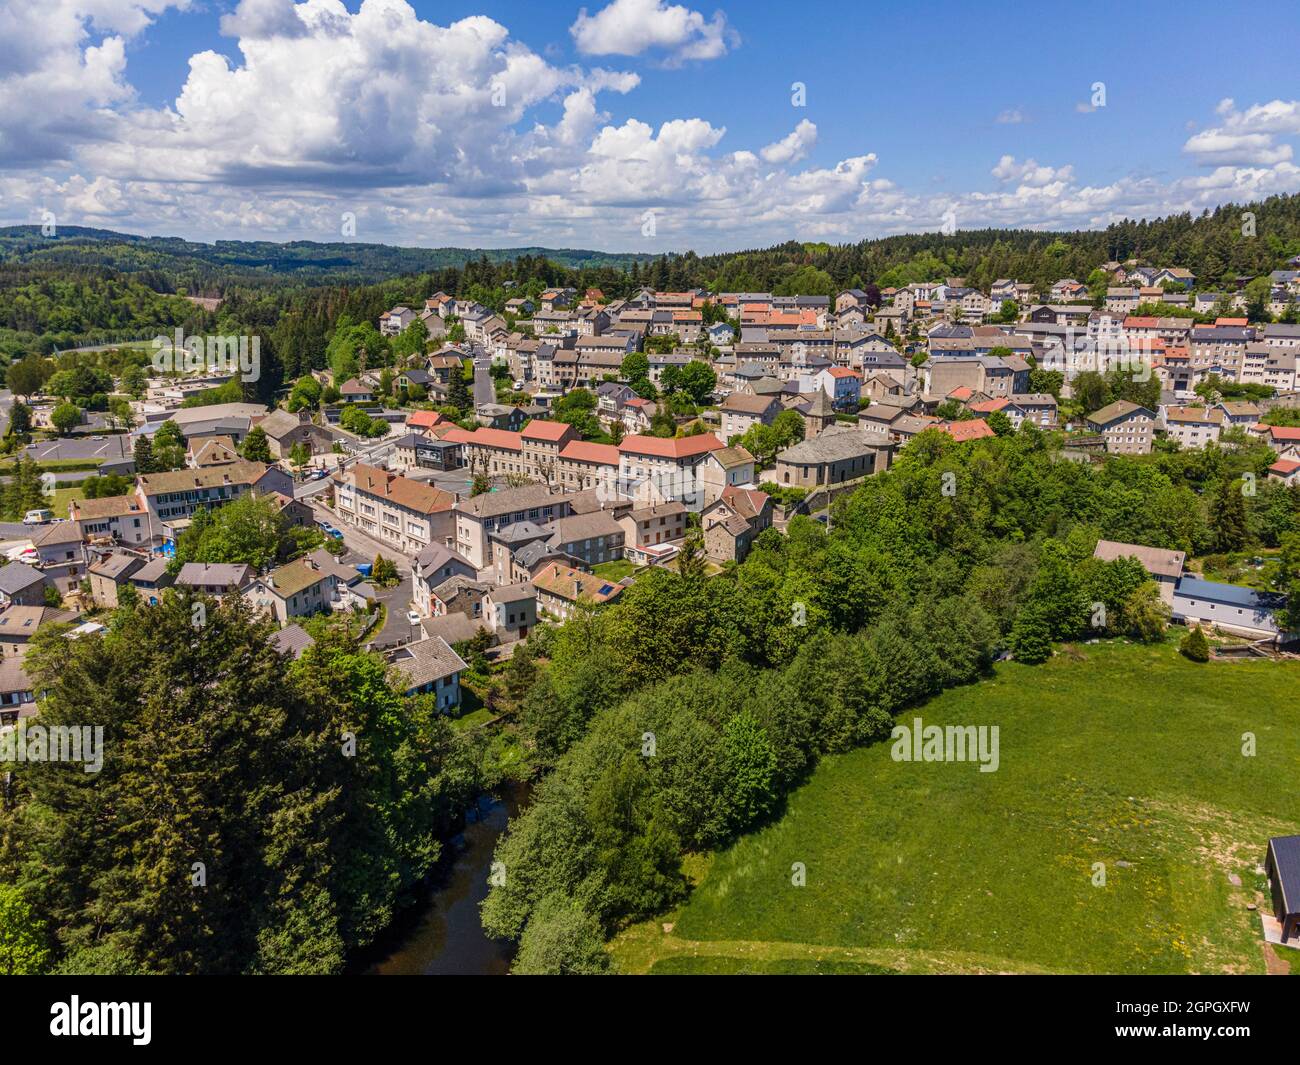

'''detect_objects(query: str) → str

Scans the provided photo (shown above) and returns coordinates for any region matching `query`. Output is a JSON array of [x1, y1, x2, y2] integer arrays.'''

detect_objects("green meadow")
[[611, 641, 1300, 975]]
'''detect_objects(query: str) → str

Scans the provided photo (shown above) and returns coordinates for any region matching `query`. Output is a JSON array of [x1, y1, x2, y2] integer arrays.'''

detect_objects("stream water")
[[362, 785, 526, 975]]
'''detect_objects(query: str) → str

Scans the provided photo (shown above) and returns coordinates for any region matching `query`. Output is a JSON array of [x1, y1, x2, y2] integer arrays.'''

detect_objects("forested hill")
[[0, 226, 660, 289], [4, 192, 1300, 369], [7, 190, 1300, 297], [686, 193, 1300, 295]]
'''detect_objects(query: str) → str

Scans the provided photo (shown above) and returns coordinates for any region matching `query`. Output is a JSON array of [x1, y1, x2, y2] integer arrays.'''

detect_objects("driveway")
[[473, 356, 494, 407], [306, 499, 413, 577], [367, 577, 421, 649]]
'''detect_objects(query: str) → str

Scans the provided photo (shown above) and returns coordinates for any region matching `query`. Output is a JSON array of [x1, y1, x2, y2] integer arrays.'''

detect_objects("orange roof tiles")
[[619, 433, 724, 459]]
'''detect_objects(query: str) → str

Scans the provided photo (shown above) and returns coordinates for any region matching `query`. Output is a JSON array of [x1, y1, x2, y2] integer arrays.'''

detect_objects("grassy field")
[[610, 640, 1300, 975], [591, 560, 636, 581], [50, 485, 87, 515]]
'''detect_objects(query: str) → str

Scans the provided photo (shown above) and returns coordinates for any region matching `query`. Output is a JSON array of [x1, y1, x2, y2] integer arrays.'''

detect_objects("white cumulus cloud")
[[570, 0, 736, 62]]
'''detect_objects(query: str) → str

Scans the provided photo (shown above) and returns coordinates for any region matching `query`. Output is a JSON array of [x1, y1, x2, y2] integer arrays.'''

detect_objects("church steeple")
[[803, 387, 836, 438]]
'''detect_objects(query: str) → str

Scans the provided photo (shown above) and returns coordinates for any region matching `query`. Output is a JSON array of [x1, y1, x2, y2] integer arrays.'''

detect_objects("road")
[[473, 353, 494, 407], [304, 498, 413, 578]]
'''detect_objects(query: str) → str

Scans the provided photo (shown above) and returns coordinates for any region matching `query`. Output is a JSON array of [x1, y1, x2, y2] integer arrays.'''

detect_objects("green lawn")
[[611, 641, 1300, 975], [592, 560, 636, 581], [50, 485, 87, 515]]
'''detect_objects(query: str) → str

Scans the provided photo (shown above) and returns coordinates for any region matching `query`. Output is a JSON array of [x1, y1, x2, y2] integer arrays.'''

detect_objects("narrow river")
[[362, 784, 526, 975]]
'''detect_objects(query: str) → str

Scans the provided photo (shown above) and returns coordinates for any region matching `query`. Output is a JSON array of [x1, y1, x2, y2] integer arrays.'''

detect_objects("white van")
[[23, 509, 54, 525]]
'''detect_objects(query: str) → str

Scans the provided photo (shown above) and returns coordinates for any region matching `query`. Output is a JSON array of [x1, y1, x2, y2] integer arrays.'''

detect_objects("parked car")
[[405, 611, 421, 626], [23, 509, 53, 525], [317, 521, 344, 541]]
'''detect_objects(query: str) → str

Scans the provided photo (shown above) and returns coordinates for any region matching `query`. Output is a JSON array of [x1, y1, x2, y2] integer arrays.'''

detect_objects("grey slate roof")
[[271, 624, 316, 659], [0, 563, 46, 596]]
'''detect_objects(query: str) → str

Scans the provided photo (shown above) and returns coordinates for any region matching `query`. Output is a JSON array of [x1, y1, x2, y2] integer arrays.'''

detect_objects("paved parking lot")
[[21, 436, 132, 462]]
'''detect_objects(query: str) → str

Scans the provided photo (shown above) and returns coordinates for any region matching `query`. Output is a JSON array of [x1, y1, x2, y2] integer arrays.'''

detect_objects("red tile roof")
[[619, 433, 723, 459], [444, 427, 523, 450], [521, 420, 573, 442], [1259, 424, 1300, 441], [407, 410, 445, 429], [940, 419, 996, 442], [559, 440, 620, 465]]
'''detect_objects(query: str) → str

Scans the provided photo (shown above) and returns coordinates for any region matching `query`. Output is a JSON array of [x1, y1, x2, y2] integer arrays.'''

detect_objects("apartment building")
[[136, 461, 293, 529], [1161, 405, 1225, 448], [331, 462, 456, 555], [451, 484, 575, 569], [1086, 401, 1156, 454]]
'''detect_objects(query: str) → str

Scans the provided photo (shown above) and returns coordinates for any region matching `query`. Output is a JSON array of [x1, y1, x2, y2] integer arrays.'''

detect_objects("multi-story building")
[[616, 433, 726, 510], [543, 510, 626, 568], [719, 392, 782, 438], [135, 461, 293, 530], [71, 493, 153, 547], [1161, 405, 1224, 449], [451, 484, 575, 569], [331, 463, 455, 555], [1086, 401, 1156, 454], [412, 543, 478, 616]]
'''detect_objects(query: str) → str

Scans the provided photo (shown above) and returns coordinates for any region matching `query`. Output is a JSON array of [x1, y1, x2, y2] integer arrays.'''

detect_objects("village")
[[4, 259, 1300, 725], [2, 255, 1300, 976]]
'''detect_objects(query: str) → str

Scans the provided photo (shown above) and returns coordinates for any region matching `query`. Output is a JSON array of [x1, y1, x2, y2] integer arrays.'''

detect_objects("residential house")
[[244, 555, 339, 625], [544, 510, 626, 568], [531, 562, 624, 620], [429, 575, 491, 623], [0, 605, 78, 657], [1161, 405, 1224, 448], [412, 543, 478, 617], [385, 636, 467, 709], [483, 582, 537, 640], [618, 501, 688, 564], [1092, 539, 1185, 606], [29, 521, 87, 594], [697, 444, 757, 505], [86, 551, 145, 608], [815, 366, 862, 410], [174, 563, 253, 599], [379, 306, 416, 337], [451, 484, 574, 569], [0, 657, 36, 724], [1086, 401, 1156, 454], [126, 557, 174, 604], [338, 378, 375, 404], [719, 392, 782, 438], [69, 493, 151, 547], [258, 409, 334, 459], [702, 486, 773, 563]]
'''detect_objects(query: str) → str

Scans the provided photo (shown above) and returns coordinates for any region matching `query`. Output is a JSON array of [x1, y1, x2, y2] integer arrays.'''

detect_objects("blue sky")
[[3, 0, 1300, 251]]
